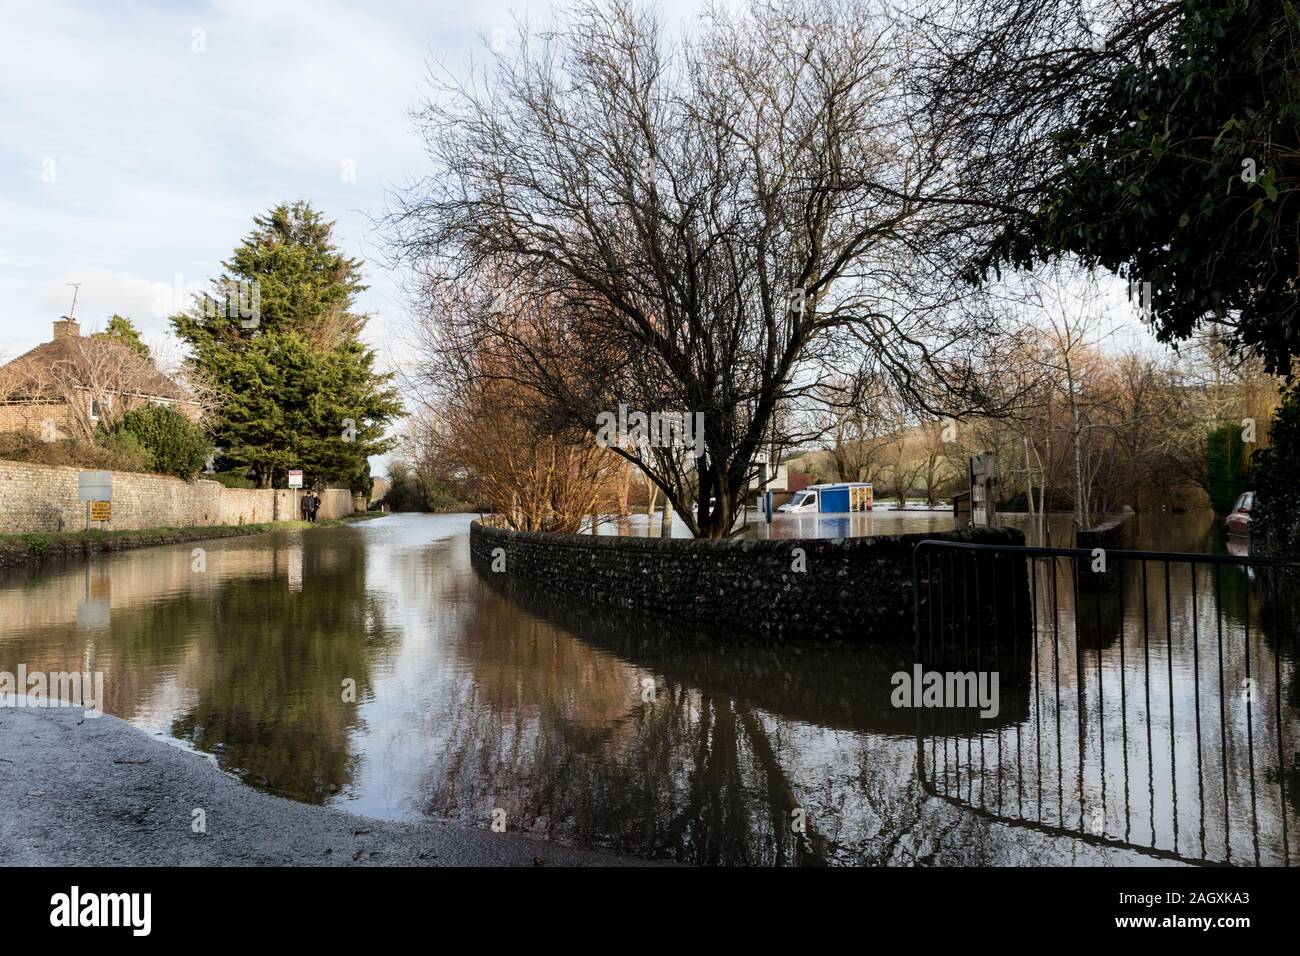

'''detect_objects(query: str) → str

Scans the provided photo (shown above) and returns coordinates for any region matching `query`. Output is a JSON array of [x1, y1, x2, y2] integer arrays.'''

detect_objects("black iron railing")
[[911, 540, 1300, 866]]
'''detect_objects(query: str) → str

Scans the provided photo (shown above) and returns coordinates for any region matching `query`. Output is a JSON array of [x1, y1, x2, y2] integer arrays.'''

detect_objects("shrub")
[[103, 405, 210, 479], [19, 533, 53, 555], [1204, 424, 1252, 515], [381, 461, 429, 511], [1253, 387, 1300, 555], [0, 431, 154, 473], [94, 431, 156, 472], [209, 469, 257, 489]]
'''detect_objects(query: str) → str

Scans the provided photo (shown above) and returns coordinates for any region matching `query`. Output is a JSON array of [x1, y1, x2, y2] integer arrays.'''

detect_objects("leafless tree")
[[425, 374, 622, 533], [820, 376, 894, 484], [0, 336, 174, 443], [388, 0, 1011, 537], [915, 418, 959, 506]]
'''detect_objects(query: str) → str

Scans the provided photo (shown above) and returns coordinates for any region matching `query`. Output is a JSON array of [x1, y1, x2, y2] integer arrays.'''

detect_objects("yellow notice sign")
[[89, 500, 112, 522]]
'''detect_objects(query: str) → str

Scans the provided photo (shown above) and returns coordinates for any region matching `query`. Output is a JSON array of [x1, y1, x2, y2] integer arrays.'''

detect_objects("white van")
[[777, 489, 818, 513]]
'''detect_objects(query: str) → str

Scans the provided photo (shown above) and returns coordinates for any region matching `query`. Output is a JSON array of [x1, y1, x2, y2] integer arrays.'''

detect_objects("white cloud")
[[0, 0, 557, 360], [0, 0, 725, 358]]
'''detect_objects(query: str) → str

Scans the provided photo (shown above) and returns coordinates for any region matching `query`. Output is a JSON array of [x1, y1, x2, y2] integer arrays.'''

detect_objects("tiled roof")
[[0, 335, 191, 403]]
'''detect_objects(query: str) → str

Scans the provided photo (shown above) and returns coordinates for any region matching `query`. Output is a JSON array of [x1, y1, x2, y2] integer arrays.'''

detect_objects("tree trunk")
[[1023, 437, 1037, 542], [1066, 362, 1088, 532]]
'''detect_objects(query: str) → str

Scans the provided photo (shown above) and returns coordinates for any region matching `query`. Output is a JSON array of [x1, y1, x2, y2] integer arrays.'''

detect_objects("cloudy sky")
[[0, 0, 1153, 384], [0, 0, 701, 368]]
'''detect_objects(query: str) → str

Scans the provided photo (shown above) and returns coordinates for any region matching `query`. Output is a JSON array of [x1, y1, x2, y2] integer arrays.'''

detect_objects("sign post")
[[78, 471, 112, 531], [968, 453, 998, 528], [288, 469, 303, 521]]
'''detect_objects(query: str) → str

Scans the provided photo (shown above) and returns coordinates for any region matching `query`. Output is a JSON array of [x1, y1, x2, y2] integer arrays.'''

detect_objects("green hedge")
[[102, 405, 210, 479], [1253, 388, 1300, 555], [208, 469, 258, 488], [1204, 424, 1251, 515]]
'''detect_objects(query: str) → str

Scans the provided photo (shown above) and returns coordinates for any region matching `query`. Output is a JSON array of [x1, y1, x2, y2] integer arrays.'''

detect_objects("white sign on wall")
[[78, 471, 112, 502], [288, 469, 303, 489]]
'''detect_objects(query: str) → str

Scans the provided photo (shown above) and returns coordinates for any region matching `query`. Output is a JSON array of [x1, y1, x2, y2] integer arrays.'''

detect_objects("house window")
[[89, 395, 113, 420]]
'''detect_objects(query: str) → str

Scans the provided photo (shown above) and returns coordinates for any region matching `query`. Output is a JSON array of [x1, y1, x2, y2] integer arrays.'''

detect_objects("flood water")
[[1, 510, 1296, 865]]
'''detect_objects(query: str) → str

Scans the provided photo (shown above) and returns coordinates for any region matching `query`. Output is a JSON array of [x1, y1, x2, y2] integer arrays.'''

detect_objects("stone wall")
[[0, 458, 353, 533], [470, 520, 1025, 642]]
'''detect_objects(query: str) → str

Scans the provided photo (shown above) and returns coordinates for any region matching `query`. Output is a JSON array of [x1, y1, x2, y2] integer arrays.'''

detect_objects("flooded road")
[[1, 512, 1295, 865]]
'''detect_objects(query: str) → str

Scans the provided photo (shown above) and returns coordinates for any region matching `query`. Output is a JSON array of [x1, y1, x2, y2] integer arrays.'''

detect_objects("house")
[[0, 318, 201, 441]]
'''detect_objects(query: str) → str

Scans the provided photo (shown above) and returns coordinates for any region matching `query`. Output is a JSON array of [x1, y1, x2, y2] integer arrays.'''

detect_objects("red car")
[[1225, 491, 1254, 537]]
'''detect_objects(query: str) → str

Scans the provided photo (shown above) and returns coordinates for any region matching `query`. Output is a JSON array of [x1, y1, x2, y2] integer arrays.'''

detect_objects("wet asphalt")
[[0, 708, 646, 867]]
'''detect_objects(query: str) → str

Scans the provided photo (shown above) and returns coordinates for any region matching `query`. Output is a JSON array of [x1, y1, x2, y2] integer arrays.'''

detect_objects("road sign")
[[78, 470, 112, 502], [969, 453, 998, 528], [288, 469, 303, 489], [89, 500, 112, 522]]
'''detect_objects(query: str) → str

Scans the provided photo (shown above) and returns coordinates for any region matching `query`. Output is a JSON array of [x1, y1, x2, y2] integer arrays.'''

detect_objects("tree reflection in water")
[[0, 529, 399, 805], [424, 567, 1031, 865], [168, 534, 400, 802], [3, 514, 1293, 866]]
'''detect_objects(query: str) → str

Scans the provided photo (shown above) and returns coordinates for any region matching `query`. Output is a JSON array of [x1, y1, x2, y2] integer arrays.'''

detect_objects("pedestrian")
[[309, 491, 321, 523], [300, 490, 311, 522]]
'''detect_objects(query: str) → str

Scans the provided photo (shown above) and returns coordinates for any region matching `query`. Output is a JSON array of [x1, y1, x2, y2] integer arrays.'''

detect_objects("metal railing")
[[911, 539, 1300, 866]]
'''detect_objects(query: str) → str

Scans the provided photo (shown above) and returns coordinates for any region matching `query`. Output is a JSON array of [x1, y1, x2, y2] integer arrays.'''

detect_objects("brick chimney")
[[53, 317, 80, 340]]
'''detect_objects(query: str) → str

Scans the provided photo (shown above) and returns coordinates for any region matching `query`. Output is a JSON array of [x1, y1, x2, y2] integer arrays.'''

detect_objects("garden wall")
[[470, 520, 1025, 642], [0, 459, 353, 533]]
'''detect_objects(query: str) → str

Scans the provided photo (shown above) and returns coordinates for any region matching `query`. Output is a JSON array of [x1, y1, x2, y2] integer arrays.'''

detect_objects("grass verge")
[[0, 511, 387, 568]]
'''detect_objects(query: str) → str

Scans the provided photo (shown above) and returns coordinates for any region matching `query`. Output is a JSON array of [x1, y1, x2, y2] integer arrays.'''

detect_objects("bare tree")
[[995, 267, 1110, 531], [0, 335, 176, 443], [883, 435, 923, 507], [427, 374, 622, 533], [820, 376, 893, 484], [916, 418, 957, 506], [388, 0, 1009, 537]]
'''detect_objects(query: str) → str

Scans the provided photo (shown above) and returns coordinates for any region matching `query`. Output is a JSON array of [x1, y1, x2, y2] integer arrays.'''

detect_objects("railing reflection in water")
[[912, 541, 1300, 866]]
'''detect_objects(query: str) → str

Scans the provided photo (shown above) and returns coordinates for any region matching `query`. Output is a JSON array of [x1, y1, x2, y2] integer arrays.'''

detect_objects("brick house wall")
[[0, 394, 202, 442], [0, 402, 72, 440], [0, 318, 203, 441]]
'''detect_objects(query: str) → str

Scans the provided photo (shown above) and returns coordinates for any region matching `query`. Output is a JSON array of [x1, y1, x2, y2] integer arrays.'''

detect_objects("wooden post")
[[660, 501, 673, 538]]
